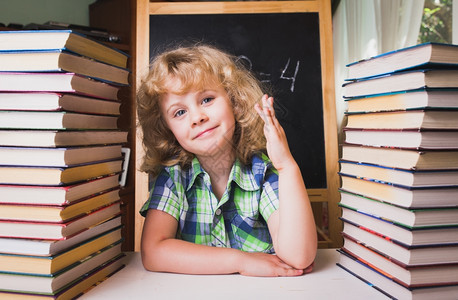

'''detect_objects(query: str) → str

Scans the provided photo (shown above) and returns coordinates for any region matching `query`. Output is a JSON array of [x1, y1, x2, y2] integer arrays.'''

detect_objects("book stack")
[[336, 42, 458, 300], [0, 30, 129, 299]]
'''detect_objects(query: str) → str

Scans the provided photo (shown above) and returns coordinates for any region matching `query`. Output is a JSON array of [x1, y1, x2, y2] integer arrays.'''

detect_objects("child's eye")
[[174, 109, 186, 117], [202, 97, 214, 104]]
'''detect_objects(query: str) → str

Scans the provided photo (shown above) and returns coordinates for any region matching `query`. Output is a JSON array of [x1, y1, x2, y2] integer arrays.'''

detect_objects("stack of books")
[[0, 30, 129, 299], [336, 42, 458, 299]]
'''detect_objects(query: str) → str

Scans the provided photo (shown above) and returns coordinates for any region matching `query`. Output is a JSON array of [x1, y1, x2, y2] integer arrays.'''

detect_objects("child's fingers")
[[261, 95, 275, 124]]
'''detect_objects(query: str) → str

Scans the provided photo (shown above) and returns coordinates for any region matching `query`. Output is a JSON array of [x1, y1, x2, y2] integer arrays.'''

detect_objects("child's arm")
[[254, 95, 318, 270], [141, 209, 306, 276]]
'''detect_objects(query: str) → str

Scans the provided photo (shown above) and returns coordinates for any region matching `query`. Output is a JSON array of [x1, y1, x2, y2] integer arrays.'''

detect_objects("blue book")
[[0, 49, 129, 86], [0, 30, 128, 69], [344, 88, 458, 113], [346, 42, 458, 80], [342, 68, 458, 98]]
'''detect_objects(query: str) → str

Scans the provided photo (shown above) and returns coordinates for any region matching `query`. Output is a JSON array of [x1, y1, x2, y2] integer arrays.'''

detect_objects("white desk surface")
[[81, 249, 389, 299]]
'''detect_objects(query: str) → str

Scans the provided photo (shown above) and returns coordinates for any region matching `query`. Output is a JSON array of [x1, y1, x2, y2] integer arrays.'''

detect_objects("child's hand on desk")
[[254, 94, 295, 172], [238, 252, 311, 277]]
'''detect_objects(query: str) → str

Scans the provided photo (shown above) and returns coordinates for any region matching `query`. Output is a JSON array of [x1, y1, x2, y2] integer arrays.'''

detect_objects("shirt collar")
[[185, 153, 271, 192]]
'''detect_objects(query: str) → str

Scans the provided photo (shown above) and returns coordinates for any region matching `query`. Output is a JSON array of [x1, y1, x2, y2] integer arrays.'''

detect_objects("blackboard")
[[149, 12, 326, 189]]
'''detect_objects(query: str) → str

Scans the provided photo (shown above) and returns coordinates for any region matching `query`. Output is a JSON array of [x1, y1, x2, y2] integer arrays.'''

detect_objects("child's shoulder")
[[248, 152, 278, 185], [250, 152, 274, 172]]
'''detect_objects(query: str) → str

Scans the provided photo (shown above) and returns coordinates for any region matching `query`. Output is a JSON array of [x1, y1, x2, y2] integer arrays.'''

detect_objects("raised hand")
[[254, 94, 295, 171]]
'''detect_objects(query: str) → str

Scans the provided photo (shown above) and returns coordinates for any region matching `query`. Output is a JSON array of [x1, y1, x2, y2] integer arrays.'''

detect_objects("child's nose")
[[191, 108, 208, 125]]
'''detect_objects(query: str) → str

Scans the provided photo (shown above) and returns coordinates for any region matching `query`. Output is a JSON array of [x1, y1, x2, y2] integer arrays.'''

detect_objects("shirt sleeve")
[[139, 168, 182, 220], [259, 167, 280, 221]]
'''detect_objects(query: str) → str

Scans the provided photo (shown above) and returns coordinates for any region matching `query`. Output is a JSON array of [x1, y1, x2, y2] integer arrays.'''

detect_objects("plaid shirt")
[[140, 153, 279, 253]]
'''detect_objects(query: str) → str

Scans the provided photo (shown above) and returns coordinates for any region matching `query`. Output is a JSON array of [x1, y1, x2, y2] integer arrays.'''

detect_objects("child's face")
[[160, 79, 236, 160]]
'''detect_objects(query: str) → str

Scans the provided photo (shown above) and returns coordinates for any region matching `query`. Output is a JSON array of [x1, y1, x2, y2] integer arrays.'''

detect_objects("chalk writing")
[[236, 55, 300, 93], [280, 58, 300, 92]]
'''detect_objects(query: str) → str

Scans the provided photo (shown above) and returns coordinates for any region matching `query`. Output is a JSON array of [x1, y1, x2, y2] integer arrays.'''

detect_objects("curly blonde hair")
[[137, 44, 267, 176]]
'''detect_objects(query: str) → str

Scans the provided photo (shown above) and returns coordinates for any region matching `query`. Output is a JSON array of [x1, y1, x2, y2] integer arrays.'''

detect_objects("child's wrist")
[[275, 159, 300, 174]]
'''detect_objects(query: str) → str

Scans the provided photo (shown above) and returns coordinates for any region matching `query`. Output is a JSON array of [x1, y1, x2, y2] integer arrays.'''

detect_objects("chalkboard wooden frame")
[[134, 0, 341, 249]]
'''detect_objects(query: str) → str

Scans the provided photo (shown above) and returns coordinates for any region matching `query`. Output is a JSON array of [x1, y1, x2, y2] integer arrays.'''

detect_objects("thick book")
[[341, 144, 458, 170], [344, 128, 458, 149], [0, 226, 121, 275], [346, 42, 458, 80], [0, 241, 122, 294], [345, 110, 458, 130], [0, 188, 120, 223], [0, 159, 122, 186], [339, 160, 458, 187], [0, 72, 120, 101], [0, 30, 128, 68], [0, 50, 129, 85], [341, 237, 458, 287], [337, 249, 458, 300], [0, 92, 121, 115], [342, 221, 458, 266], [0, 202, 121, 240], [0, 215, 121, 256], [0, 111, 119, 130], [340, 174, 458, 208], [0, 174, 120, 206], [0, 250, 125, 300], [0, 145, 122, 167], [340, 207, 458, 247], [24, 22, 121, 44], [343, 69, 458, 98], [0, 130, 127, 147], [345, 89, 458, 113], [339, 190, 458, 227]]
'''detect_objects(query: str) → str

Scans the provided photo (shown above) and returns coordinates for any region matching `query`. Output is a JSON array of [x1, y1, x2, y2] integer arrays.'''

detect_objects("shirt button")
[[215, 209, 222, 216]]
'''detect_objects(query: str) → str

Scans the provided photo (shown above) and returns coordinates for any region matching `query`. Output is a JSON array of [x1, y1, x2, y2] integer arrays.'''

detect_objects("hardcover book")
[[0, 145, 122, 167], [0, 72, 120, 101], [341, 237, 458, 287], [337, 249, 458, 300], [0, 202, 121, 240], [341, 144, 458, 170], [344, 128, 458, 149], [0, 159, 122, 186], [339, 160, 458, 187], [346, 42, 458, 80], [345, 110, 458, 130], [0, 50, 129, 85], [0, 251, 125, 299], [343, 69, 458, 98], [345, 88, 458, 113], [0, 227, 122, 275], [0, 242, 123, 294], [0, 216, 121, 256], [0, 188, 120, 223], [0, 130, 127, 147], [339, 190, 458, 227], [0, 111, 119, 130], [0, 30, 128, 68], [340, 207, 458, 247], [0, 174, 120, 206], [342, 221, 458, 266], [0, 92, 121, 116], [340, 174, 458, 208]]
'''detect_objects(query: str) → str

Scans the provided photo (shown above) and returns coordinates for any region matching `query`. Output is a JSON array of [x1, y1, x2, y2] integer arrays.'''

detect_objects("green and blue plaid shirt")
[[140, 153, 279, 253]]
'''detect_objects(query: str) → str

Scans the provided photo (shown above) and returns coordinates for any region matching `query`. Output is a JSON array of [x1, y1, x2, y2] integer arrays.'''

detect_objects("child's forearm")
[[272, 162, 317, 270], [141, 238, 304, 276], [142, 238, 241, 275]]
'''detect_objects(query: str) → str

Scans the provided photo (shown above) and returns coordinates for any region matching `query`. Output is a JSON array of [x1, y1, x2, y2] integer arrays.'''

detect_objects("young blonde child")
[[137, 44, 317, 277]]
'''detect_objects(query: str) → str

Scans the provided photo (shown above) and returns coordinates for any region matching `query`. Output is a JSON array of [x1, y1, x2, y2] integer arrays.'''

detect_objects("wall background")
[[0, 0, 96, 27]]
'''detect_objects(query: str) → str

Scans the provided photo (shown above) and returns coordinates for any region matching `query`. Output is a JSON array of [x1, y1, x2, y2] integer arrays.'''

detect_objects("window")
[[418, 0, 453, 43]]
